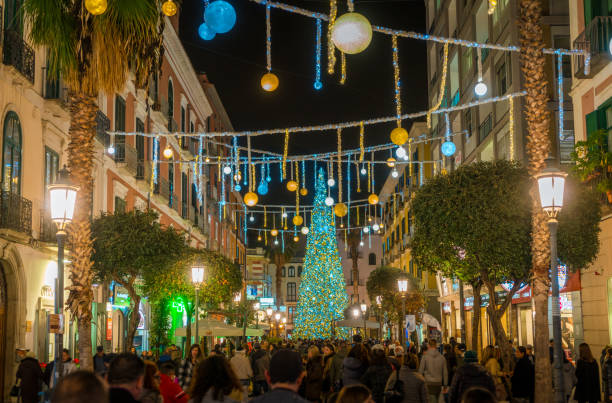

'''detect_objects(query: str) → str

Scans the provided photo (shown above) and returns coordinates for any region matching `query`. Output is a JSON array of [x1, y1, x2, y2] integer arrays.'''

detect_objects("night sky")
[[179, 0, 427, 207]]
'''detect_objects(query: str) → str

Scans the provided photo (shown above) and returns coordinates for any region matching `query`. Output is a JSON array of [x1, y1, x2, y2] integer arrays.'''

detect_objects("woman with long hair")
[[342, 344, 370, 387], [141, 361, 163, 403], [179, 344, 204, 392], [188, 355, 245, 403], [575, 342, 601, 403], [336, 384, 375, 403], [481, 345, 505, 401], [322, 343, 338, 398], [305, 345, 324, 402]]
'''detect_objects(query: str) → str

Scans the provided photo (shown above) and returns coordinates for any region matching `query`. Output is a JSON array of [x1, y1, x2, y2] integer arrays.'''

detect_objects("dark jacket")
[[342, 357, 367, 387], [448, 363, 496, 403], [575, 359, 601, 402], [109, 387, 141, 403], [249, 387, 310, 403], [603, 357, 612, 397], [397, 367, 428, 403], [250, 349, 270, 382], [360, 363, 392, 403], [305, 356, 324, 401], [511, 355, 535, 399], [330, 349, 346, 388], [16, 356, 43, 403]]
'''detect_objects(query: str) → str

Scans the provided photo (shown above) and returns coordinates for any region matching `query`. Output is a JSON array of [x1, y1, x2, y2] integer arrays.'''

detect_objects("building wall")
[[337, 234, 382, 307]]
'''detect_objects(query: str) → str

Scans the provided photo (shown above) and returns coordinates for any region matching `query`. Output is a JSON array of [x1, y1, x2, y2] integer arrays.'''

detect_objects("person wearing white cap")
[[14, 346, 43, 403]]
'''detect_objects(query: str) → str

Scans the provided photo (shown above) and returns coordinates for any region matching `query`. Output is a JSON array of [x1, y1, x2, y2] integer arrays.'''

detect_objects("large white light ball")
[[475, 81, 488, 97], [391, 169, 399, 178], [360, 167, 367, 175], [301, 226, 309, 235], [325, 197, 334, 206], [373, 223, 380, 231], [331, 13, 373, 55], [363, 227, 370, 233], [327, 178, 335, 187], [396, 146, 406, 159], [223, 166, 232, 175]]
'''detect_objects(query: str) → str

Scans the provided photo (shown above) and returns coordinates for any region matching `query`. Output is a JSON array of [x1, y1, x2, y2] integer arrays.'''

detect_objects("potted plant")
[[572, 129, 612, 203]]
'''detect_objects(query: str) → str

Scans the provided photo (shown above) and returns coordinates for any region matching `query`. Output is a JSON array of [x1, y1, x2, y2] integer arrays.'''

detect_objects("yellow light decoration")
[[161, 0, 178, 17], [390, 127, 408, 146], [327, 0, 338, 74], [334, 202, 348, 217], [337, 128, 343, 202], [386, 157, 396, 167], [271, 229, 279, 236], [287, 180, 298, 192], [258, 235, 262, 241], [85, 0, 107, 15], [359, 121, 365, 162], [427, 43, 449, 128], [300, 188, 308, 196], [368, 193, 379, 205], [331, 13, 373, 55], [261, 72, 279, 92], [509, 96, 515, 160], [340, 52, 346, 85], [283, 129, 289, 178], [243, 192, 258, 207], [293, 215, 303, 226], [163, 145, 173, 159], [293, 236, 299, 242]]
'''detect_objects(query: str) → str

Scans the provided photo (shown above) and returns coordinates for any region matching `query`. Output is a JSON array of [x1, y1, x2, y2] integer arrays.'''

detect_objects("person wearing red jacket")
[[159, 362, 188, 403]]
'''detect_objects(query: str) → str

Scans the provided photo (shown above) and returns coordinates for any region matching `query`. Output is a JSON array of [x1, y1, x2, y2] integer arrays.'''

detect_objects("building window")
[[409, 259, 414, 276], [287, 282, 297, 302], [464, 109, 473, 138], [181, 172, 188, 218], [282, 267, 286, 277], [496, 61, 508, 96], [288, 266, 295, 277], [297, 266, 302, 277], [44, 147, 59, 202], [368, 253, 376, 266], [115, 196, 126, 213], [288, 306, 295, 322], [479, 113, 493, 142], [461, 47, 473, 77], [168, 80, 174, 120], [2, 111, 22, 194], [180, 106, 186, 132]]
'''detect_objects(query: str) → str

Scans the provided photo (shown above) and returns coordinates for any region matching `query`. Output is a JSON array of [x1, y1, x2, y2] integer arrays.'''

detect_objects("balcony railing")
[[39, 209, 57, 243], [2, 29, 35, 83], [95, 110, 111, 146], [0, 191, 32, 235], [479, 114, 493, 143], [574, 16, 612, 78]]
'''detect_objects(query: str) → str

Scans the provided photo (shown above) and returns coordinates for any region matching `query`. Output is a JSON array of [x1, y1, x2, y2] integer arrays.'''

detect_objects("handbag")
[[9, 384, 20, 397]]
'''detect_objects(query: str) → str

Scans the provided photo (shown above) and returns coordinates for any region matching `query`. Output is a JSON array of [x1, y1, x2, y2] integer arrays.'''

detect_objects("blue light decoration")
[[197, 137, 204, 204], [235, 184, 242, 191], [301, 160, 306, 189], [204, 0, 236, 34], [441, 141, 456, 157], [557, 53, 564, 141], [314, 19, 322, 90], [346, 153, 351, 228], [152, 137, 159, 186], [266, 159, 271, 182], [242, 159, 248, 186], [293, 169, 349, 339], [198, 22, 216, 40]]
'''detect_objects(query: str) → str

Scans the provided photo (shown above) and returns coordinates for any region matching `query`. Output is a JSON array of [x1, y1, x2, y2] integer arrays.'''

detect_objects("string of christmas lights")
[[427, 43, 449, 128], [392, 35, 401, 127], [327, 0, 337, 74], [314, 19, 323, 90]]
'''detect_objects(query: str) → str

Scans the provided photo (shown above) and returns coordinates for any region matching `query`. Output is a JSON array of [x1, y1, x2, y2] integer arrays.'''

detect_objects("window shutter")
[[586, 110, 599, 138]]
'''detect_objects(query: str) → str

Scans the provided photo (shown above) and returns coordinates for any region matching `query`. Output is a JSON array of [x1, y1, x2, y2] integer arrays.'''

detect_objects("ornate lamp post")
[[360, 302, 367, 339], [397, 278, 408, 346], [376, 295, 383, 339], [48, 166, 78, 388], [191, 262, 205, 346], [352, 308, 360, 336], [274, 312, 281, 337], [535, 161, 567, 403]]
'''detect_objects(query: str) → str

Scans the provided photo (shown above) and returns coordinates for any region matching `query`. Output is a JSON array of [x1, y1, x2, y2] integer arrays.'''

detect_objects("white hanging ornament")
[[475, 80, 488, 97], [396, 146, 406, 159], [331, 13, 373, 55], [301, 226, 309, 235], [223, 166, 232, 175], [328, 178, 335, 187], [325, 197, 334, 206]]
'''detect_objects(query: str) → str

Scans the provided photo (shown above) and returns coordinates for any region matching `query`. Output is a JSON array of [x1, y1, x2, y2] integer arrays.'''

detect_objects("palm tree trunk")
[[65, 92, 97, 370], [519, 0, 552, 400]]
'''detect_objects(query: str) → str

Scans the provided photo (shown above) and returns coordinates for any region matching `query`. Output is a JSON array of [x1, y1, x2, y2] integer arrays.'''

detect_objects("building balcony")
[[2, 29, 35, 83], [95, 110, 111, 147], [39, 209, 57, 243], [0, 191, 32, 236], [125, 144, 145, 178], [574, 16, 612, 78]]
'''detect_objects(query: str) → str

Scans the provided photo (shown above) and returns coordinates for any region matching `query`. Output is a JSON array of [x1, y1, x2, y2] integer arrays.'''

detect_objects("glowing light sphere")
[[274, 239, 279, 245], [204, 0, 236, 34], [373, 223, 380, 231], [249, 215, 255, 222], [243, 192, 258, 207], [234, 184, 242, 191], [360, 167, 367, 175], [293, 236, 299, 242], [441, 141, 456, 157], [390, 127, 408, 146], [163, 146, 173, 159], [391, 169, 399, 178], [107, 145, 115, 155], [282, 212, 288, 218], [271, 229, 278, 236], [257, 182, 268, 195], [301, 226, 309, 235], [386, 157, 396, 167], [266, 175, 271, 182], [359, 241, 364, 246], [85, 0, 107, 15], [286, 180, 298, 192], [363, 227, 370, 233], [223, 166, 232, 175], [257, 235, 262, 241], [325, 196, 334, 206], [198, 23, 216, 40], [327, 178, 335, 187], [162, 0, 178, 16], [261, 72, 279, 92], [396, 146, 406, 159], [368, 193, 379, 205], [300, 188, 308, 196], [293, 215, 303, 226], [334, 202, 348, 217], [474, 81, 488, 97], [331, 12, 372, 55], [314, 81, 322, 90]]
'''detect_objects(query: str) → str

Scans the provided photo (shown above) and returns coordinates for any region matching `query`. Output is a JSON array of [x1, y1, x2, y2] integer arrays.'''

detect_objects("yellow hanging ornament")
[[286, 180, 298, 192], [334, 202, 348, 217], [390, 127, 408, 146], [243, 192, 258, 207], [300, 188, 308, 196], [261, 72, 279, 92], [271, 229, 278, 237], [368, 194, 379, 205], [386, 157, 396, 167], [293, 236, 299, 242], [292, 215, 303, 226], [85, 0, 107, 15], [162, 0, 178, 17]]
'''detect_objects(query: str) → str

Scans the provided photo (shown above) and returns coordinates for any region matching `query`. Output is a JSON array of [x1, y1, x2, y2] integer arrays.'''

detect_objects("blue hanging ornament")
[[441, 141, 456, 157], [198, 22, 216, 40], [258, 179, 269, 195], [234, 184, 242, 192], [204, 0, 236, 34]]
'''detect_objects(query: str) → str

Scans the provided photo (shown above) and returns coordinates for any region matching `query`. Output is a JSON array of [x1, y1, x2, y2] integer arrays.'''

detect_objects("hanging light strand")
[[337, 128, 342, 202], [283, 129, 289, 178], [347, 0, 354, 12], [359, 121, 365, 162], [427, 42, 449, 128], [355, 162, 361, 193], [557, 53, 564, 140], [327, 0, 337, 74], [301, 160, 306, 188], [367, 161, 371, 193], [392, 35, 402, 127], [266, 2, 272, 72], [295, 161, 300, 214], [315, 18, 322, 88], [477, 47, 483, 82], [340, 52, 346, 84], [509, 96, 515, 160]]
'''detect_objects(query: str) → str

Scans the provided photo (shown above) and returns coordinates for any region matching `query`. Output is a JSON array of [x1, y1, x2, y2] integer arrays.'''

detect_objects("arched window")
[[368, 253, 376, 266], [2, 112, 22, 194], [288, 266, 295, 277]]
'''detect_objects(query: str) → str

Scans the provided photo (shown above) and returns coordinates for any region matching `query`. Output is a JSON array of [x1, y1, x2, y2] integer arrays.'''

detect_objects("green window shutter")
[[586, 110, 599, 138]]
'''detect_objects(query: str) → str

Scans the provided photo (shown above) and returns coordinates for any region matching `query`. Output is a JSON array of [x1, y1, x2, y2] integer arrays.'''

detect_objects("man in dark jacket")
[[511, 346, 535, 402], [251, 343, 271, 396], [15, 347, 43, 403], [107, 353, 145, 403], [250, 349, 309, 403], [448, 351, 496, 403]]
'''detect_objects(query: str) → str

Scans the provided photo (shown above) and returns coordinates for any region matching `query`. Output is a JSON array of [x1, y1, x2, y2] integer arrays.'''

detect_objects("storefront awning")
[[334, 319, 380, 329], [175, 319, 268, 337]]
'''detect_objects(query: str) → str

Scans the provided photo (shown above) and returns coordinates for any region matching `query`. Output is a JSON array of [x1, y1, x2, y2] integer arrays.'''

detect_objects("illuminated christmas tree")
[[293, 168, 348, 339]]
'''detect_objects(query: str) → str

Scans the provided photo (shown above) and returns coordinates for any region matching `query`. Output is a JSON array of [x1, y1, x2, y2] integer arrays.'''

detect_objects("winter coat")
[[305, 356, 324, 401], [418, 349, 448, 386], [16, 356, 43, 403], [360, 363, 392, 403], [384, 366, 428, 403], [484, 358, 503, 383], [342, 357, 367, 387], [178, 358, 201, 391], [140, 388, 164, 403], [230, 350, 254, 380], [189, 388, 245, 403], [249, 387, 310, 403], [250, 349, 271, 382], [43, 358, 77, 388], [448, 363, 496, 403], [510, 356, 535, 399], [562, 361, 577, 398], [603, 357, 612, 398], [575, 358, 601, 402], [160, 373, 188, 403], [330, 349, 346, 388], [109, 387, 141, 403], [322, 353, 337, 393]]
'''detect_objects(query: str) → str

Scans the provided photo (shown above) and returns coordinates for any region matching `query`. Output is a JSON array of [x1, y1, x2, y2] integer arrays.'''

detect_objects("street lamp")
[[253, 302, 261, 329], [274, 312, 281, 337], [397, 278, 408, 346], [535, 161, 567, 403], [376, 295, 383, 339], [360, 302, 367, 338], [191, 262, 205, 346], [48, 166, 78, 388], [265, 307, 273, 336]]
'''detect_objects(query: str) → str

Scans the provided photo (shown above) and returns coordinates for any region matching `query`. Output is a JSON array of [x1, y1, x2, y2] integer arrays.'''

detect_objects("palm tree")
[[23, 0, 165, 369], [346, 229, 362, 303], [519, 0, 552, 399], [264, 236, 296, 306]]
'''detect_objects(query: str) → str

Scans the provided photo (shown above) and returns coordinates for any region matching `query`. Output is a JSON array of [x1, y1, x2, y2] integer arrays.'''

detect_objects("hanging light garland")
[[283, 129, 290, 178], [474, 48, 487, 96], [314, 19, 323, 90], [261, 3, 279, 92], [509, 96, 515, 160], [427, 43, 449, 128], [390, 35, 409, 146], [340, 52, 347, 85], [327, 0, 338, 74], [334, 129, 347, 217]]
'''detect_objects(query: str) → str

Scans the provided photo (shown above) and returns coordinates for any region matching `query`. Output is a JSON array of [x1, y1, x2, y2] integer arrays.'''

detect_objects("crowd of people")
[[13, 335, 612, 403]]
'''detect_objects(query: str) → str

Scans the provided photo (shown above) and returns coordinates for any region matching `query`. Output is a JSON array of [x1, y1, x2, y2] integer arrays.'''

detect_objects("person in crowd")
[[188, 355, 245, 403], [305, 345, 324, 402], [448, 351, 495, 403], [418, 339, 448, 403], [360, 345, 392, 403], [14, 346, 44, 403], [454, 344, 466, 369], [575, 342, 601, 403], [44, 348, 78, 388], [459, 387, 497, 403], [481, 345, 505, 401], [141, 361, 163, 403], [388, 346, 404, 371], [94, 346, 108, 376], [525, 345, 534, 365], [322, 343, 340, 399], [250, 342, 271, 396], [510, 346, 534, 403], [230, 345, 253, 394], [603, 347, 612, 403], [562, 354, 577, 402], [51, 370, 108, 403], [384, 352, 427, 403], [249, 349, 309, 403], [107, 353, 146, 403], [332, 341, 348, 389], [443, 344, 458, 385], [159, 362, 188, 403], [336, 384, 374, 403], [342, 344, 370, 387], [179, 344, 204, 392]]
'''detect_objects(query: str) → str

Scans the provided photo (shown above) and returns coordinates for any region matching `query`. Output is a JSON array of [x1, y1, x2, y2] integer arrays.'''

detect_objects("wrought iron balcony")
[[95, 110, 111, 146], [0, 191, 32, 235], [2, 29, 35, 83], [574, 16, 612, 78], [39, 209, 57, 243]]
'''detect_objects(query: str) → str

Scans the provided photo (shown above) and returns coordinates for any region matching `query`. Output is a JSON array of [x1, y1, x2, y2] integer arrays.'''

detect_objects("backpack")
[[384, 370, 404, 403]]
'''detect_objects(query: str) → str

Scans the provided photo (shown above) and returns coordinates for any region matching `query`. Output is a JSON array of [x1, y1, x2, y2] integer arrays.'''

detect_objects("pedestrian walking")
[[43, 348, 77, 388], [107, 353, 146, 403], [481, 346, 505, 401], [249, 349, 309, 403], [443, 344, 458, 385], [188, 355, 245, 403], [562, 354, 576, 402], [575, 343, 600, 403], [159, 362, 188, 403], [603, 347, 612, 403], [230, 345, 254, 394], [322, 343, 341, 398], [51, 370, 108, 403], [305, 345, 324, 402], [384, 352, 428, 403], [510, 346, 534, 403], [418, 339, 448, 403], [250, 342, 271, 396], [448, 351, 495, 403], [141, 361, 163, 403], [179, 344, 204, 392], [14, 346, 43, 403], [342, 344, 370, 387], [359, 346, 391, 403], [336, 384, 374, 403], [94, 346, 108, 376]]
